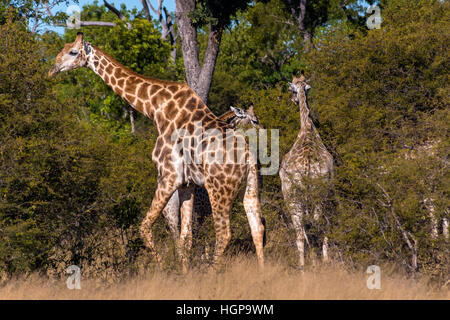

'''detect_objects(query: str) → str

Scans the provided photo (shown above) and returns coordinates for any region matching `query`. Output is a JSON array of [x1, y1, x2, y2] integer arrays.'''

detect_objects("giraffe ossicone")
[[49, 33, 266, 272]]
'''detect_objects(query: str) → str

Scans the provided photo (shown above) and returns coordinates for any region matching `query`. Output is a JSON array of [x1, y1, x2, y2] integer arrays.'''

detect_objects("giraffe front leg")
[[140, 177, 179, 267], [178, 186, 194, 274]]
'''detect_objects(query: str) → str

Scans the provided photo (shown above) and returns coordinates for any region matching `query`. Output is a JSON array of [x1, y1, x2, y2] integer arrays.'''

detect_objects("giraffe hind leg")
[[313, 203, 329, 264], [243, 165, 265, 268], [205, 187, 233, 269], [178, 186, 194, 274], [162, 190, 180, 244]]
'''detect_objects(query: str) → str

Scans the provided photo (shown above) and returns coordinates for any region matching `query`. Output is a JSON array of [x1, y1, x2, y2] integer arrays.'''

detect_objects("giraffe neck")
[[297, 91, 314, 134], [84, 44, 162, 122]]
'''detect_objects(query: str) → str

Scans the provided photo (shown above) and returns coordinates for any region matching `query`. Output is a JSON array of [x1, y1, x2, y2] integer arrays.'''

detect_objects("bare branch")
[[103, 0, 132, 29], [375, 181, 418, 272], [147, 0, 162, 16], [140, 0, 151, 21]]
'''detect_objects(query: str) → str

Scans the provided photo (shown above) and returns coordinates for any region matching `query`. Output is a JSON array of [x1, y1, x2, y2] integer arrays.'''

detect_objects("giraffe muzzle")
[[48, 64, 60, 77]]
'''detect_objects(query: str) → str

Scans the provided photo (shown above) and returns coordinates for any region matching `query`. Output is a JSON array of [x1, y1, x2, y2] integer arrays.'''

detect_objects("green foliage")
[[0, 13, 160, 278], [189, 0, 252, 26], [306, 0, 449, 278]]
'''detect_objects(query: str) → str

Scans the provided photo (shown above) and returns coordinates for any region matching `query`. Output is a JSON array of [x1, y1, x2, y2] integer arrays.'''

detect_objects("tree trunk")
[[129, 107, 135, 134], [286, 0, 313, 51], [175, 0, 223, 104]]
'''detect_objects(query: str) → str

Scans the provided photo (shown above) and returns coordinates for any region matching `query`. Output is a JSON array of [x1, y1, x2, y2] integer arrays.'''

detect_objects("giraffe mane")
[[217, 110, 237, 122], [91, 46, 175, 86]]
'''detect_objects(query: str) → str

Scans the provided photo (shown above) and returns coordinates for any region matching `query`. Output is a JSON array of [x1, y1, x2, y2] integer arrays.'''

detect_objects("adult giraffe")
[[162, 106, 264, 263], [279, 72, 334, 268], [49, 33, 265, 271]]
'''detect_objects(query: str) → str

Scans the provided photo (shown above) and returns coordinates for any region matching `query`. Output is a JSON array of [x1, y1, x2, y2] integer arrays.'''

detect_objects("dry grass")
[[0, 257, 448, 300]]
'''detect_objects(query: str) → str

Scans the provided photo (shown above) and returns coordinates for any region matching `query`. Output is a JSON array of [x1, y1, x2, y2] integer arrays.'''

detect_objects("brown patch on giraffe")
[[155, 111, 164, 127], [151, 95, 160, 107], [138, 83, 150, 100], [175, 109, 191, 128], [117, 79, 124, 87], [153, 138, 164, 157], [126, 76, 141, 93], [210, 165, 218, 176], [105, 64, 113, 75], [167, 85, 179, 93], [191, 110, 205, 122], [114, 68, 127, 79], [164, 101, 178, 120], [224, 164, 233, 175], [144, 102, 154, 118], [150, 85, 162, 95], [203, 115, 214, 123], [126, 94, 135, 105], [159, 118, 170, 134], [159, 147, 171, 162], [111, 77, 116, 86], [135, 99, 144, 113], [185, 97, 197, 112], [163, 123, 175, 141], [159, 89, 172, 101], [187, 123, 194, 134], [173, 90, 189, 107], [93, 60, 99, 68]]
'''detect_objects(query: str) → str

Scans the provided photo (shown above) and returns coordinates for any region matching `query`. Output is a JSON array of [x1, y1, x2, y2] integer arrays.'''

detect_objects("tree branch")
[[54, 21, 116, 27], [103, 0, 131, 29], [140, 0, 152, 21], [285, 0, 313, 50], [375, 181, 418, 272]]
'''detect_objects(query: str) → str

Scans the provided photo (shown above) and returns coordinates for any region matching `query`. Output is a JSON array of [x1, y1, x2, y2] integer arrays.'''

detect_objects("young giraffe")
[[279, 72, 334, 268], [49, 33, 265, 271], [162, 106, 263, 262]]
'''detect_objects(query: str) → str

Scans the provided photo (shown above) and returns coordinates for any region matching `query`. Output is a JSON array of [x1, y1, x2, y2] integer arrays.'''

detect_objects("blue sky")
[[45, 0, 372, 34], [46, 0, 176, 34]]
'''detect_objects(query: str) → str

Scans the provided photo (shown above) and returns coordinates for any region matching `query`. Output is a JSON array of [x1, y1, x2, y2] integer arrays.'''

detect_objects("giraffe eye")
[[69, 50, 78, 56]]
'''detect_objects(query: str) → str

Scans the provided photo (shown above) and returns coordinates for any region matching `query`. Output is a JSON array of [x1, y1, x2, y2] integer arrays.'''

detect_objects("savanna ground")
[[1, 257, 448, 300]]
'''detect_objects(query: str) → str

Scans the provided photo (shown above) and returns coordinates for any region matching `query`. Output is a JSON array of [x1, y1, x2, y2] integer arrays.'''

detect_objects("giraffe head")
[[229, 105, 262, 129], [48, 32, 91, 77], [288, 71, 311, 103]]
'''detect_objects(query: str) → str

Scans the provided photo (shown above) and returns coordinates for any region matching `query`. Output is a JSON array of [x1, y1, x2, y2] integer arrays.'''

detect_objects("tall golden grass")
[[0, 256, 448, 300]]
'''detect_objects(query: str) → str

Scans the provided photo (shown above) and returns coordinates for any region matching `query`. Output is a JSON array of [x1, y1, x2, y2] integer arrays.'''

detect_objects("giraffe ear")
[[230, 106, 245, 117], [299, 70, 306, 82]]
